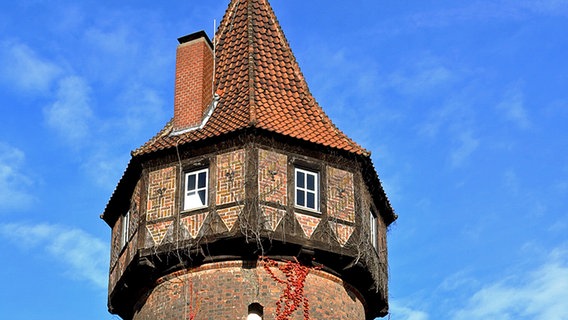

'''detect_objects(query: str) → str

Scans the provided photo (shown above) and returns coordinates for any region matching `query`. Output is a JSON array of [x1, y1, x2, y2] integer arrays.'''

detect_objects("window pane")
[[198, 190, 206, 205], [306, 173, 315, 191], [198, 171, 207, 188], [307, 192, 315, 209], [296, 189, 305, 206], [186, 194, 200, 209], [187, 174, 196, 191], [185, 169, 209, 210], [297, 171, 304, 188]]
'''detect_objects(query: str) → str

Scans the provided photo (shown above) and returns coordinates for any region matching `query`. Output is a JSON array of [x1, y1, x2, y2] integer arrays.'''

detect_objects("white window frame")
[[370, 211, 378, 250], [183, 168, 209, 211], [294, 167, 320, 212], [121, 211, 130, 248]]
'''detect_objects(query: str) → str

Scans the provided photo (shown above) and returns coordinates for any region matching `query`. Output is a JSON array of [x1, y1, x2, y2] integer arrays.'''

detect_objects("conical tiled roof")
[[133, 0, 368, 157]]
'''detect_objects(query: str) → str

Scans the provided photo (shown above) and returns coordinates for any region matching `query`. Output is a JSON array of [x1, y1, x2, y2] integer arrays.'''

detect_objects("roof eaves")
[[101, 158, 142, 226]]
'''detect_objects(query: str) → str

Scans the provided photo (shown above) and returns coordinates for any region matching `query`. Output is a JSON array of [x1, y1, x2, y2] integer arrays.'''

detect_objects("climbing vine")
[[111, 136, 390, 318], [186, 278, 200, 320], [261, 257, 320, 320]]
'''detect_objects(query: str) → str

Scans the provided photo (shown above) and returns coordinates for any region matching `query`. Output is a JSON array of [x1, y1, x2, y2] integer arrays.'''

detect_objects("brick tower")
[[101, 1, 397, 319]]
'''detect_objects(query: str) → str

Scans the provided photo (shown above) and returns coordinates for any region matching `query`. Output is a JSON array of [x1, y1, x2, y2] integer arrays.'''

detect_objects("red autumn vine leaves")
[[262, 257, 320, 320], [187, 279, 200, 320], [185, 258, 318, 320]]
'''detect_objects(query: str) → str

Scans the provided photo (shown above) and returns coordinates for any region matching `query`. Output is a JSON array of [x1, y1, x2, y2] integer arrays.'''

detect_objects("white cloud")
[[520, 0, 568, 15], [450, 130, 480, 167], [118, 84, 166, 138], [417, 96, 480, 168], [390, 300, 430, 320], [44, 76, 94, 144], [419, 94, 476, 138], [0, 222, 108, 289], [82, 150, 129, 189], [451, 247, 568, 320], [419, 104, 457, 138], [387, 61, 454, 96], [85, 25, 136, 57], [397, 2, 525, 30], [439, 269, 480, 292], [81, 13, 171, 85], [497, 86, 531, 129], [0, 143, 35, 212], [394, 0, 568, 31], [549, 220, 568, 233], [0, 40, 62, 94], [503, 168, 521, 194]]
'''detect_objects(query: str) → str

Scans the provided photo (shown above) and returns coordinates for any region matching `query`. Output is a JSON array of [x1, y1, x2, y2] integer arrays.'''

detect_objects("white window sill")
[[294, 205, 321, 214], [181, 205, 209, 213]]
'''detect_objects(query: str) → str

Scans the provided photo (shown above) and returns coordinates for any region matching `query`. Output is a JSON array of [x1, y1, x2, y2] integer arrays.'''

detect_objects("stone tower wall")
[[133, 261, 366, 320]]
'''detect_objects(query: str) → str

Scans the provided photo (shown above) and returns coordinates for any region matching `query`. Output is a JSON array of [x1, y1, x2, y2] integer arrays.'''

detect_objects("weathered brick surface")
[[109, 178, 143, 292], [328, 221, 355, 247], [327, 166, 355, 222], [217, 206, 242, 231], [110, 218, 121, 268], [133, 261, 366, 320], [129, 179, 142, 237], [180, 212, 209, 239], [109, 262, 119, 294], [260, 205, 285, 231], [378, 214, 387, 253], [258, 149, 287, 205], [146, 221, 174, 247], [294, 212, 321, 239], [146, 166, 176, 221], [216, 149, 246, 205]]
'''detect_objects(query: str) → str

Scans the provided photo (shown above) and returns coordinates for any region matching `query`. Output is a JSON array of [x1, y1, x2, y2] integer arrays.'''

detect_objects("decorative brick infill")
[[146, 166, 176, 221], [216, 149, 246, 206], [327, 166, 355, 223], [258, 149, 287, 205]]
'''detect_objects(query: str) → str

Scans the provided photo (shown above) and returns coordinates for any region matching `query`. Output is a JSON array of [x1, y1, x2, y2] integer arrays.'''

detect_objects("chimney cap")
[[177, 30, 213, 49]]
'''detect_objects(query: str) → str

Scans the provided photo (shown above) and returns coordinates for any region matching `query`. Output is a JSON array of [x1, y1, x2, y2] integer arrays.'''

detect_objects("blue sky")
[[1, 0, 567, 319]]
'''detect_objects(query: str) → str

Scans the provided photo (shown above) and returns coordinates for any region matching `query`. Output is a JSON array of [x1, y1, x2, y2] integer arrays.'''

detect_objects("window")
[[121, 211, 130, 248], [295, 168, 319, 211], [184, 168, 208, 210], [370, 211, 378, 250], [247, 303, 263, 320]]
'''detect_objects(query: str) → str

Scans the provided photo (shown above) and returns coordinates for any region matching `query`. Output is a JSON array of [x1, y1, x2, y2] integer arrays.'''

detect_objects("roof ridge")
[[247, 0, 257, 125]]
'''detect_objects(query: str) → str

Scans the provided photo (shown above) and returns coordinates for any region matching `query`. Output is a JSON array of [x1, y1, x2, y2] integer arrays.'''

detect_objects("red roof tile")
[[133, 0, 369, 157]]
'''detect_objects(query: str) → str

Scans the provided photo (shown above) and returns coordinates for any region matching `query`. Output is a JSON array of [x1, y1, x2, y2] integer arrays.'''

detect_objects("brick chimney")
[[173, 31, 214, 132]]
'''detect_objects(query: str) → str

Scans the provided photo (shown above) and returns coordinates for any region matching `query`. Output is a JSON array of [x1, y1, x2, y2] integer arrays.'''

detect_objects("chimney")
[[173, 31, 214, 132]]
